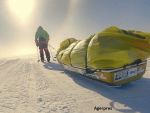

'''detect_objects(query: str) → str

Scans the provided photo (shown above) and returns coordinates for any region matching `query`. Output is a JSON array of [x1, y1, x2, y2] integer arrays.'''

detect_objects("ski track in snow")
[[0, 57, 149, 113]]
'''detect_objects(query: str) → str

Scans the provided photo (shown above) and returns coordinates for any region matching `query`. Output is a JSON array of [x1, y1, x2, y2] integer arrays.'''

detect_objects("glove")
[[36, 42, 39, 47], [36, 43, 39, 47]]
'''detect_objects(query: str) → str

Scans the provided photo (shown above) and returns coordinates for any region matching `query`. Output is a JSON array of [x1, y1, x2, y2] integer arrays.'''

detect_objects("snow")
[[0, 56, 149, 113]]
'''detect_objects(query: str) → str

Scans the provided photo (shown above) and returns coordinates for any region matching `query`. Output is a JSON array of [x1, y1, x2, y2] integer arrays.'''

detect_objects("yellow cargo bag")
[[59, 41, 79, 65], [87, 26, 150, 69], [71, 35, 94, 68]]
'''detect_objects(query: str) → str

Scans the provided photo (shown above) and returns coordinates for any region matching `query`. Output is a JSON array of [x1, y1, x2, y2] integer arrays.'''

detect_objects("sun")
[[8, 0, 35, 22]]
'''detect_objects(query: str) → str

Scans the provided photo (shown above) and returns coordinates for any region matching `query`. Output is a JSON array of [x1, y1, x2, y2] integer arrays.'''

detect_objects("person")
[[35, 26, 50, 62]]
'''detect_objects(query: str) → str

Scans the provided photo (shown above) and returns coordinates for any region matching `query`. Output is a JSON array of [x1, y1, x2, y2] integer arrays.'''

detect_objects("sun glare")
[[8, 0, 35, 22]]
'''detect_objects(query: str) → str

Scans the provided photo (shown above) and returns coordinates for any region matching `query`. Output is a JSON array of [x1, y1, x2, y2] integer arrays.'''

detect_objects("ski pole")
[[37, 47, 40, 62], [48, 45, 56, 61], [49, 44, 57, 58]]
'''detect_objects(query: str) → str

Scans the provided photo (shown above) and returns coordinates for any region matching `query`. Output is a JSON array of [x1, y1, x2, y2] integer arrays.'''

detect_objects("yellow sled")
[[63, 60, 146, 86], [57, 26, 150, 86]]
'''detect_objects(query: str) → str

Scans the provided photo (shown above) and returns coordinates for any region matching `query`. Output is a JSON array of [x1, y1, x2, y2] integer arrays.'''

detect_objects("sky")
[[0, 0, 150, 58]]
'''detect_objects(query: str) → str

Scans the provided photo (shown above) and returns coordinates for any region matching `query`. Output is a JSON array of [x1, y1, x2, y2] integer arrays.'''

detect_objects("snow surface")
[[0, 56, 149, 113]]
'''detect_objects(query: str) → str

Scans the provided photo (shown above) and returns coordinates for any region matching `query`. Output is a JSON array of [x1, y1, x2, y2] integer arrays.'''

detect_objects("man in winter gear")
[[35, 26, 50, 62]]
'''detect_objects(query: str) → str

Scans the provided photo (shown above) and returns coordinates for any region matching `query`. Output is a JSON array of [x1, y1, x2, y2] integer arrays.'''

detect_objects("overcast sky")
[[0, 0, 150, 57]]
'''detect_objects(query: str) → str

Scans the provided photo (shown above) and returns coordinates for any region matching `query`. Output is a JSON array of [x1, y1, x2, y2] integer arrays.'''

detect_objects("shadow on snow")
[[43, 62, 150, 113]]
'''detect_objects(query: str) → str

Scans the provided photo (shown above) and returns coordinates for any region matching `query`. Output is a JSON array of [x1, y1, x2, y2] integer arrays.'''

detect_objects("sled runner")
[[62, 60, 147, 86]]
